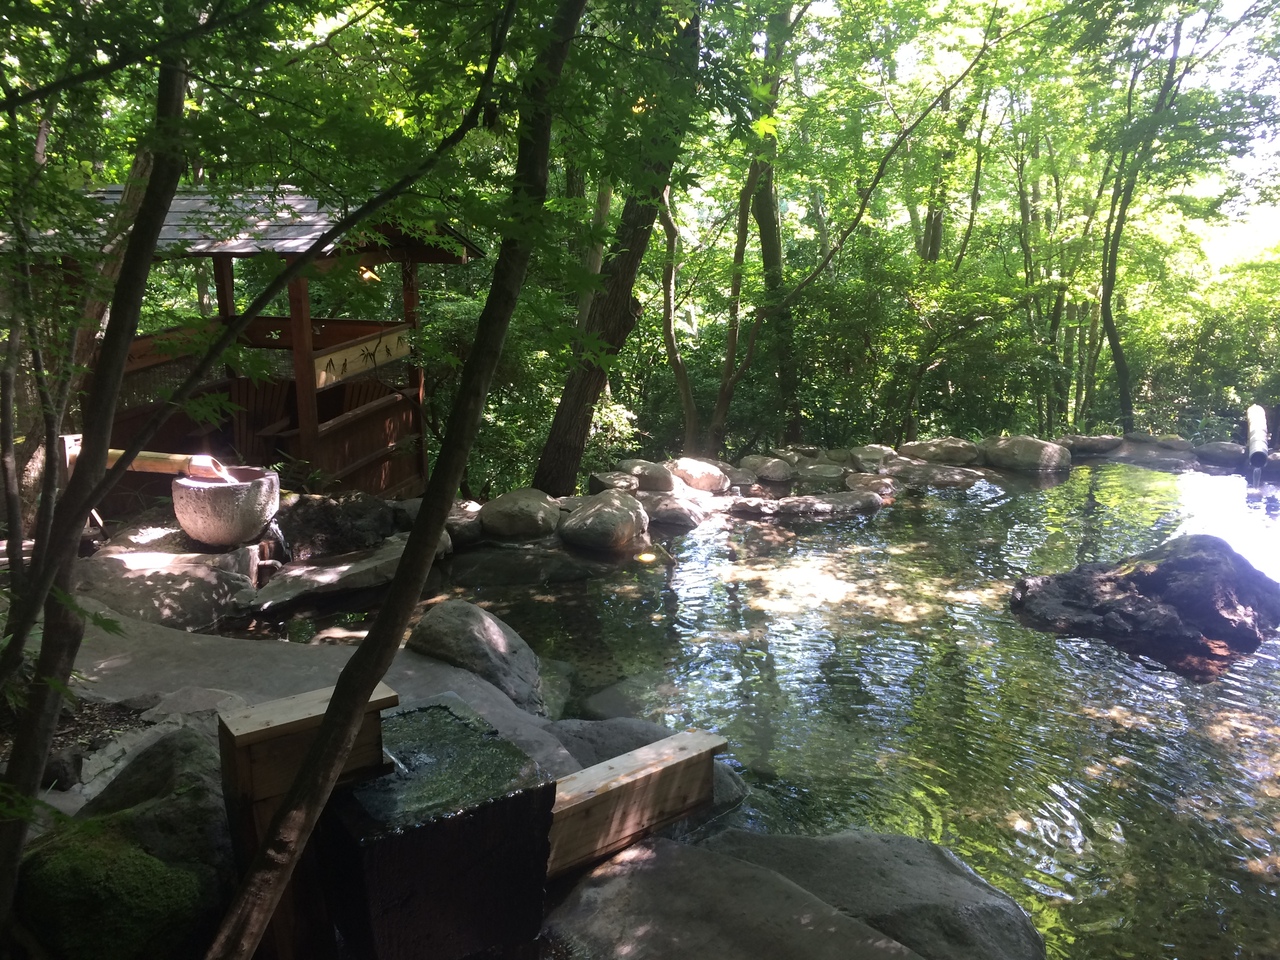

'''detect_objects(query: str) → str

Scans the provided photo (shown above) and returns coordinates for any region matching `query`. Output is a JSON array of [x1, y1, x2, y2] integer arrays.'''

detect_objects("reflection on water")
[[468, 464, 1280, 960]]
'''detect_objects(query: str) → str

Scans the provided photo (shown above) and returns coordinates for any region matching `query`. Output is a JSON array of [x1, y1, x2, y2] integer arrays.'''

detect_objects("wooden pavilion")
[[107, 190, 483, 503]]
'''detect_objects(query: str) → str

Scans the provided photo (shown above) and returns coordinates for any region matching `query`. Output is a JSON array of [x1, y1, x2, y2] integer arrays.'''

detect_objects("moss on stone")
[[17, 825, 206, 960]]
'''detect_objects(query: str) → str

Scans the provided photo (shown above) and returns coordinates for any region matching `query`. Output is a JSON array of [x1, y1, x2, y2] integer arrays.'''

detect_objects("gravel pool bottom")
[[466, 464, 1280, 960]]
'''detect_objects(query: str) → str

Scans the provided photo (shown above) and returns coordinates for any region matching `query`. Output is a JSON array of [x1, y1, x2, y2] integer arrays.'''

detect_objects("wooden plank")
[[123, 321, 219, 374], [219, 681, 398, 747], [313, 324, 412, 388], [316, 391, 405, 440], [547, 729, 726, 878], [245, 714, 385, 802]]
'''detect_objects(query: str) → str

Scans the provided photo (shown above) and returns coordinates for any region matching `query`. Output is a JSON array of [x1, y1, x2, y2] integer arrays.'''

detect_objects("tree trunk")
[[0, 56, 188, 926], [705, 160, 763, 455], [532, 16, 701, 495], [532, 190, 662, 495], [575, 175, 612, 328], [658, 187, 699, 452], [751, 163, 800, 442], [203, 0, 586, 955]]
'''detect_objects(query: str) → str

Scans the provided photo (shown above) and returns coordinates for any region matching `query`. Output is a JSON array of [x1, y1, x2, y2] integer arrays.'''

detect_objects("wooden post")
[[287, 269, 320, 464], [212, 254, 236, 320], [218, 682, 399, 960], [401, 259, 429, 489]]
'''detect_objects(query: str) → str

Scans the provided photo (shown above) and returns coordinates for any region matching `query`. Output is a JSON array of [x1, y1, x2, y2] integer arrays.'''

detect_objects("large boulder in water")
[[667, 457, 731, 494], [981, 435, 1071, 473], [406, 599, 545, 715], [898, 436, 980, 465], [616, 458, 676, 492], [1010, 534, 1280, 680], [559, 489, 649, 552], [543, 837, 926, 960], [478, 488, 561, 539], [739, 454, 794, 482]]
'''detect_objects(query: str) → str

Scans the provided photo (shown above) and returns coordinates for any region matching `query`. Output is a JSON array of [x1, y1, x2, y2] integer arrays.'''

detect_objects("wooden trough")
[[217, 686, 726, 960]]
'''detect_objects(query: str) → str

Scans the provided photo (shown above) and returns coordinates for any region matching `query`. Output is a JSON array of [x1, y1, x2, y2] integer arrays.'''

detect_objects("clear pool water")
[[467, 464, 1280, 960]]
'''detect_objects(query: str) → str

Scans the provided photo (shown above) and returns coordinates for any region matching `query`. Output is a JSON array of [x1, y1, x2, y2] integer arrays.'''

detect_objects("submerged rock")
[[703, 829, 1045, 960], [444, 541, 615, 586], [730, 490, 882, 518], [879, 456, 986, 490], [1011, 534, 1280, 680], [544, 837, 925, 960]]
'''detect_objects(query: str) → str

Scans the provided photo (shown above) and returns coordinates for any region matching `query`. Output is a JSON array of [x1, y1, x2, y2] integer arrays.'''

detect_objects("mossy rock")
[[17, 826, 209, 960], [14, 729, 234, 960]]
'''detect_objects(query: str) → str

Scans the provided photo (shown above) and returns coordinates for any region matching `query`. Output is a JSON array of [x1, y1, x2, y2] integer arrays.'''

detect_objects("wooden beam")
[[212, 254, 236, 320], [287, 272, 320, 461], [313, 326, 411, 388], [547, 729, 727, 879], [219, 681, 398, 748]]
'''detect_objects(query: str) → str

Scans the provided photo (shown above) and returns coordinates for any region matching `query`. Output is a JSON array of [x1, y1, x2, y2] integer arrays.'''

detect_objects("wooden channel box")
[[217, 682, 399, 960]]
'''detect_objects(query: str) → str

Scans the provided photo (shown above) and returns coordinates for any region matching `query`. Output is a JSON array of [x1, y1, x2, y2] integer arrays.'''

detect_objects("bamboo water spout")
[[107, 450, 237, 481], [1246, 405, 1269, 470], [62, 434, 238, 482]]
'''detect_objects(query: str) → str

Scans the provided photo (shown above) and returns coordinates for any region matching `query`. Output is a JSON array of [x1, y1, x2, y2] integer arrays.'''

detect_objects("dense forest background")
[[6, 0, 1280, 503]]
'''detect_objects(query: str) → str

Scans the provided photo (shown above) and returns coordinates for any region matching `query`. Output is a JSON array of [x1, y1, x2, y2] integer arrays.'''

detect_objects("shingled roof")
[[87, 187, 485, 261]]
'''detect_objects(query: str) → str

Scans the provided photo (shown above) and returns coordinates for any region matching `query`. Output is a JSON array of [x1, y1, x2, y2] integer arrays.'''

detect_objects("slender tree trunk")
[[1045, 285, 1066, 435], [0, 56, 188, 927], [1097, 20, 1183, 433], [532, 190, 666, 495], [751, 164, 799, 441], [658, 187, 699, 452], [575, 175, 612, 328], [532, 15, 701, 495], [705, 160, 763, 455], [203, 0, 586, 955]]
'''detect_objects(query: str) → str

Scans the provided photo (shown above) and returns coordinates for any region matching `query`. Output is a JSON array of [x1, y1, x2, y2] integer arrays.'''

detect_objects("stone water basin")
[[171, 466, 279, 546]]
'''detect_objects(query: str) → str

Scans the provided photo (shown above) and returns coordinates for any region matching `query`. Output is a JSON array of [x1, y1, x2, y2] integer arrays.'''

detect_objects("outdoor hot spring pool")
[[470, 463, 1280, 960]]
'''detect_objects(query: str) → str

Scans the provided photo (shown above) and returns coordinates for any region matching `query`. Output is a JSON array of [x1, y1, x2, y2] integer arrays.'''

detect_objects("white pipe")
[[1246, 404, 1269, 469]]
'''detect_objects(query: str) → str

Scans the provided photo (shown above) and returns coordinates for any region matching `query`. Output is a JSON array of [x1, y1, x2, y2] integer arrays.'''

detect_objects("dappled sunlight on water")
[[470, 463, 1280, 960]]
